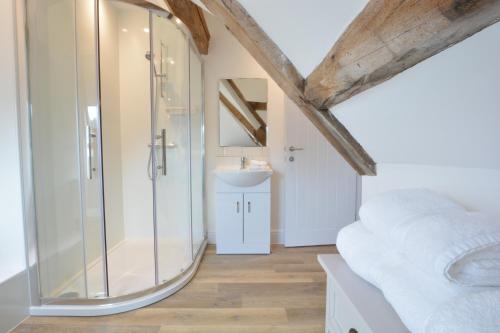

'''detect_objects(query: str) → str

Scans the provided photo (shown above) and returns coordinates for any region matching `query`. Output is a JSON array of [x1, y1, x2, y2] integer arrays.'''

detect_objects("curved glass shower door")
[[151, 12, 193, 283], [26, 0, 206, 309], [27, 0, 107, 299], [189, 47, 205, 258]]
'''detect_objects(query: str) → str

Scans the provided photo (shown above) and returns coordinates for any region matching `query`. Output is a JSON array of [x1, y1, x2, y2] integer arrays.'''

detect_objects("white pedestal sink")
[[214, 166, 273, 187]]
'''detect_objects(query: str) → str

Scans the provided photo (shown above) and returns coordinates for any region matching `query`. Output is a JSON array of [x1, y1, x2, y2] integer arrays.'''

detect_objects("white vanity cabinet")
[[215, 178, 271, 254]]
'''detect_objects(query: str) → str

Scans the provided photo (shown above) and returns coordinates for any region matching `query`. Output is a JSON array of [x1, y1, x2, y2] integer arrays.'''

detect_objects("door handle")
[[160, 128, 167, 176], [288, 146, 304, 152], [86, 125, 97, 179]]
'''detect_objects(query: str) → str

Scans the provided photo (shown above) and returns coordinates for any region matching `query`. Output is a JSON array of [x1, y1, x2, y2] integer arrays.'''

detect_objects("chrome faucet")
[[240, 156, 247, 169]]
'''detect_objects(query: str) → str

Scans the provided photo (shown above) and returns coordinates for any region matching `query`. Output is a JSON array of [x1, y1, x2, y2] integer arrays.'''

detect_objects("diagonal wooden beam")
[[201, 0, 376, 175], [226, 79, 266, 128], [305, 0, 500, 109], [248, 101, 267, 111], [166, 0, 211, 54], [220, 93, 265, 146]]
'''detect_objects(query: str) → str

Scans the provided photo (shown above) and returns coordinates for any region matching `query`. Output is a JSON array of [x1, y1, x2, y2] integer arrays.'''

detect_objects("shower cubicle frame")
[[16, 0, 207, 316]]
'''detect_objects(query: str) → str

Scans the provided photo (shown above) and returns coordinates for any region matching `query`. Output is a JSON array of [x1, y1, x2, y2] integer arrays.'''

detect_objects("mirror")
[[219, 78, 268, 147]]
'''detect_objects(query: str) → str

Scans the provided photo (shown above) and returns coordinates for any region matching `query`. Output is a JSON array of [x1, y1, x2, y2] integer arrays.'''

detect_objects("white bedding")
[[337, 222, 500, 333], [358, 188, 465, 237], [358, 188, 500, 286], [395, 212, 500, 286]]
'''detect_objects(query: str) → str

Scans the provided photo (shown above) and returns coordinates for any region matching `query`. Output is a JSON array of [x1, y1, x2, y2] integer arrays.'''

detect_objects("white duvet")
[[337, 222, 500, 333]]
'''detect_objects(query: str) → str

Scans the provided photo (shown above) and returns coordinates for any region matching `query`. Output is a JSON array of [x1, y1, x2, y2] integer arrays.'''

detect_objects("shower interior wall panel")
[[116, 3, 154, 240], [100, 1, 155, 296]]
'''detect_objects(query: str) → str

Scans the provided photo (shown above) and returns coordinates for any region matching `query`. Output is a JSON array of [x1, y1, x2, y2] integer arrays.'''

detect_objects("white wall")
[[363, 164, 500, 219], [203, 14, 287, 243], [332, 23, 500, 170], [0, 0, 26, 284], [0, 0, 29, 330], [330, 22, 500, 213]]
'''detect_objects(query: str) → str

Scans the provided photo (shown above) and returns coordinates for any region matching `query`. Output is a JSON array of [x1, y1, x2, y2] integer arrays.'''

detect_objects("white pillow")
[[359, 188, 465, 236]]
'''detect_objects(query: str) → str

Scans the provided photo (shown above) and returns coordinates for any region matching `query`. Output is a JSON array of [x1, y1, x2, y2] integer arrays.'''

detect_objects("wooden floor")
[[14, 245, 337, 333]]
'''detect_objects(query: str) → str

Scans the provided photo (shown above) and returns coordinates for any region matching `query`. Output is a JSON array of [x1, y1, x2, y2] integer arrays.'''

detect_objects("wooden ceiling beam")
[[305, 0, 500, 109], [201, 0, 376, 175], [165, 0, 211, 54]]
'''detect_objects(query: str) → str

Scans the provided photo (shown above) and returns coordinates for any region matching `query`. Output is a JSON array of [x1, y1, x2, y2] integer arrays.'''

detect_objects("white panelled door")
[[284, 98, 358, 247]]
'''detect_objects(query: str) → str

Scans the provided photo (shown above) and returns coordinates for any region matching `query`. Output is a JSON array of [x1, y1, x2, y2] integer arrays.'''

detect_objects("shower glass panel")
[[26, 0, 206, 308], [98, 0, 156, 297], [27, 0, 106, 298], [75, 0, 107, 299], [151, 12, 193, 283], [189, 48, 205, 257]]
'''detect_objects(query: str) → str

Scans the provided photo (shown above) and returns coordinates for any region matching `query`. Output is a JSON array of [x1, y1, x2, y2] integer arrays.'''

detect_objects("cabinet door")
[[216, 193, 243, 249], [243, 193, 270, 244]]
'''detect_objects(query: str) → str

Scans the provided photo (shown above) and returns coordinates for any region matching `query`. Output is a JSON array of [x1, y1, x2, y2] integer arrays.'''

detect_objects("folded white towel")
[[359, 188, 465, 237], [359, 188, 500, 286], [246, 160, 269, 170], [337, 222, 500, 333], [426, 289, 500, 333], [248, 159, 267, 165], [396, 212, 500, 286]]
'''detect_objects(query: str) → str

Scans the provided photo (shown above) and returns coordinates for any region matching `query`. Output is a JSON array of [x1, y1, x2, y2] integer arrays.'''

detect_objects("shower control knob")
[[289, 156, 294, 162]]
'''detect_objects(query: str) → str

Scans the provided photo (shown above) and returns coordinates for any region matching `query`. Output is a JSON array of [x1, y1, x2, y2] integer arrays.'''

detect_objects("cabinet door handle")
[[236, 201, 240, 213], [248, 201, 251, 213]]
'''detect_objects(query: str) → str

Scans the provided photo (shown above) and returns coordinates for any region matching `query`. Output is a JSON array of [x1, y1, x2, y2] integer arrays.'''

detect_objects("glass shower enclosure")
[[25, 0, 205, 311]]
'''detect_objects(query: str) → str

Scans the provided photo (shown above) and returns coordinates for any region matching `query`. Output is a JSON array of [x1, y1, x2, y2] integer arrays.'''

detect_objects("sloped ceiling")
[[332, 22, 500, 170], [236, 1, 500, 171], [238, 0, 368, 77]]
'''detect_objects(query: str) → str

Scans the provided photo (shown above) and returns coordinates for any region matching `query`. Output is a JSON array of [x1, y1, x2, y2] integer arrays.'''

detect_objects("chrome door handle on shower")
[[86, 125, 97, 179], [160, 129, 166, 176], [147, 129, 167, 179], [289, 146, 304, 152]]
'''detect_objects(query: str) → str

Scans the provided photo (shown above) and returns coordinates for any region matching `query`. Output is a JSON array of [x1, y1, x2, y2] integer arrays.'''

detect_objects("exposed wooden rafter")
[[305, 0, 500, 109], [165, 0, 211, 54], [201, 0, 376, 175]]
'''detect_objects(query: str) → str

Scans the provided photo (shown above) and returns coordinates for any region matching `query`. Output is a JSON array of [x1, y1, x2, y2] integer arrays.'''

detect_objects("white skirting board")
[[207, 229, 284, 245]]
